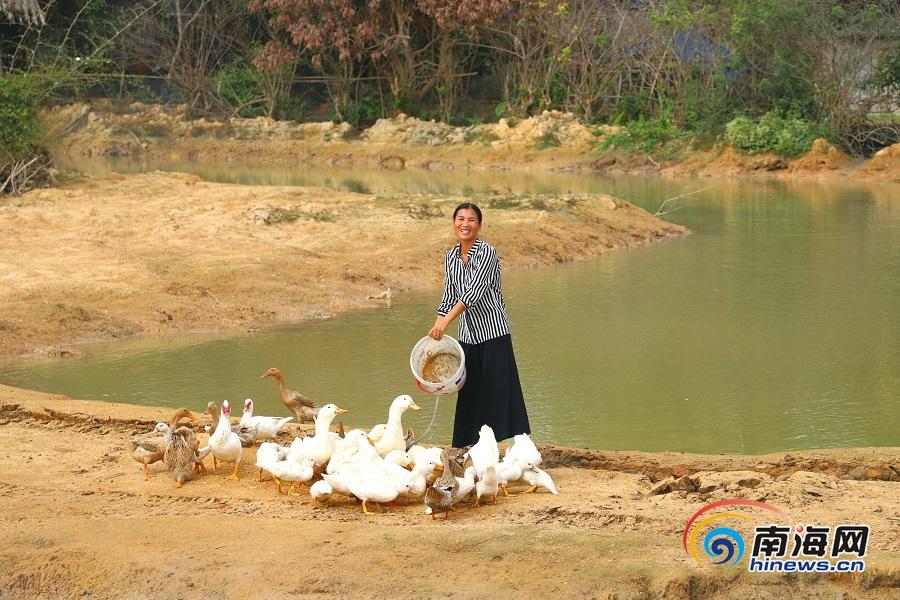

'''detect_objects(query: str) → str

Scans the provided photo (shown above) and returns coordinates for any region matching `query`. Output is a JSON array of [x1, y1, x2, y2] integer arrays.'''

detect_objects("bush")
[[216, 63, 265, 118], [725, 111, 819, 156], [0, 74, 42, 161], [599, 116, 682, 153]]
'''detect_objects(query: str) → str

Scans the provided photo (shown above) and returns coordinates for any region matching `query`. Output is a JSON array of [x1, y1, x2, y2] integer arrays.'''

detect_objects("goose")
[[240, 398, 293, 440], [208, 400, 243, 480], [260, 367, 319, 423], [374, 395, 421, 457]]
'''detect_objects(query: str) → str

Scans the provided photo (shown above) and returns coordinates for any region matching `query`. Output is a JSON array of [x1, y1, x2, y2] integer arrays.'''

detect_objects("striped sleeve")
[[436, 250, 454, 316], [459, 245, 498, 308]]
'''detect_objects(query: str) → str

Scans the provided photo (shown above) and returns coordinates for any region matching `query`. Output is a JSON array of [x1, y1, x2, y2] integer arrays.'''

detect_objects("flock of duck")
[[127, 368, 557, 518]]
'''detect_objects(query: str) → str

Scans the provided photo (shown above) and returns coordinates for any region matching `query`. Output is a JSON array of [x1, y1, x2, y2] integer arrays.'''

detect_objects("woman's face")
[[454, 208, 481, 243]]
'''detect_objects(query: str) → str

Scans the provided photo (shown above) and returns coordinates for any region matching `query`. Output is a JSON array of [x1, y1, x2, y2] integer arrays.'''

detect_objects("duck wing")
[[287, 389, 317, 409], [232, 423, 258, 446], [447, 446, 471, 478], [129, 435, 165, 454]]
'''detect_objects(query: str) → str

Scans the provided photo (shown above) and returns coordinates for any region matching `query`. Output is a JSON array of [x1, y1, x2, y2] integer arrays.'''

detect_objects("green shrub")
[[216, 63, 265, 118], [600, 116, 682, 153], [0, 74, 41, 161], [725, 111, 818, 156]]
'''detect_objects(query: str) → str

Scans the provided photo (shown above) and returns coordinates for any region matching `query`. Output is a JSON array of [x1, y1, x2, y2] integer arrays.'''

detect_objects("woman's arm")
[[436, 252, 454, 317], [429, 301, 466, 340]]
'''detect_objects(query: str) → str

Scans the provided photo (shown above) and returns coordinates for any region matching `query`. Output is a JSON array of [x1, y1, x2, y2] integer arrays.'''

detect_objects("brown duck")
[[127, 408, 197, 479], [260, 367, 320, 423], [163, 425, 201, 487], [424, 449, 460, 520]]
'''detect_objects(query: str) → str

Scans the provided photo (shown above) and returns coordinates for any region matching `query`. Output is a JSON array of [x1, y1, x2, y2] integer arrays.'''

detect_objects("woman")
[[429, 202, 530, 448]]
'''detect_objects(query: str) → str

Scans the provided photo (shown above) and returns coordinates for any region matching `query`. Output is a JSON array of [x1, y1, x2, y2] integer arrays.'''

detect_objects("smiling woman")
[[428, 203, 531, 448]]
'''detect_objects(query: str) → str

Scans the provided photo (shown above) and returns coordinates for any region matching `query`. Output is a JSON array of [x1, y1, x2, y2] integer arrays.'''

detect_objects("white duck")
[[522, 466, 558, 495], [325, 430, 368, 475], [466, 424, 500, 478], [475, 464, 500, 506], [367, 423, 387, 444], [322, 471, 354, 498], [374, 395, 420, 457], [241, 399, 293, 441], [344, 466, 412, 515], [269, 455, 316, 495], [333, 428, 368, 454], [383, 449, 412, 469], [409, 445, 442, 470], [453, 466, 477, 505], [289, 403, 348, 468], [310, 480, 333, 506], [505, 434, 542, 467], [496, 457, 531, 496], [208, 400, 243, 480], [255, 441, 288, 481], [401, 457, 441, 499]]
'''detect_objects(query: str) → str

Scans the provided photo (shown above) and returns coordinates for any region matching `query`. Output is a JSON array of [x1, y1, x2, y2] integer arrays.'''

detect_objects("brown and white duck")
[[260, 367, 320, 423], [163, 425, 202, 488], [424, 449, 459, 520], [127, 408, 196, 479]]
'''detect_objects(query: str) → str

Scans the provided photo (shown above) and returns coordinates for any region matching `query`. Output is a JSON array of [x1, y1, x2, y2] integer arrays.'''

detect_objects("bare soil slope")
[[0, 171, 684, 358], [0, 386, 898, 599]]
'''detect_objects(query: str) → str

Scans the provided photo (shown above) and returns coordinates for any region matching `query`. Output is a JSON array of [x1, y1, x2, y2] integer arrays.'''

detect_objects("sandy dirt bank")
[[0, 171, 684, 359], [44, 103, 900, 184], [0, 385, 897, 599]]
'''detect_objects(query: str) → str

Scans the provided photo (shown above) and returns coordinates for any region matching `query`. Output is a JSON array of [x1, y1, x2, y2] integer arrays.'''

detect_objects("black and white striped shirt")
[[437, 238, 511, 344]]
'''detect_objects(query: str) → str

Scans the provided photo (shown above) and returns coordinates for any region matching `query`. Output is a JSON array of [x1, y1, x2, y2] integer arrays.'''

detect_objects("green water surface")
[[1, 158, 897, 454]]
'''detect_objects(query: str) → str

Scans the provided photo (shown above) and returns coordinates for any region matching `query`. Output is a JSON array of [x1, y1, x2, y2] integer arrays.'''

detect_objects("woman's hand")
[[429, 316, 448, 340]]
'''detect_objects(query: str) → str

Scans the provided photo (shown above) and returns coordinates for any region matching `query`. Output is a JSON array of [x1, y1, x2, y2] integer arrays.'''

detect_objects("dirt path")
[[0, 171, 683, 359], [0, 386, 898, 599]]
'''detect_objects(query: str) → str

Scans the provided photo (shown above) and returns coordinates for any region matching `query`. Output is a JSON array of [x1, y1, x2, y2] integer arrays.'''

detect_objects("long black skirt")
[[452, 334, 531, 448]]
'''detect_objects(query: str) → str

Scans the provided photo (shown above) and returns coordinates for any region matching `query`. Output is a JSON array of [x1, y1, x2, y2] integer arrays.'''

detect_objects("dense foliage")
[[0, 0, 898, 161], [725, 113, 820, 157], [0, 73, 40, 161]]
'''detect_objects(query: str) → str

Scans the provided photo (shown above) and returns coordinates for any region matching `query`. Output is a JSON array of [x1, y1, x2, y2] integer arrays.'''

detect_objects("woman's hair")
[[453, 202, 482, 223]]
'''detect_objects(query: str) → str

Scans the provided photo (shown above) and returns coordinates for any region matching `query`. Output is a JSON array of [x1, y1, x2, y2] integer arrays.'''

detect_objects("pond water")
[[1, 157, 897, 454]]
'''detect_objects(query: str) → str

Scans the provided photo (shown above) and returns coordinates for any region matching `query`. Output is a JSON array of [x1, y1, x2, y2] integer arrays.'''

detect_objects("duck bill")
[[335, 408, 348, 415], [409, 402, 421, 411], [434, 464, 444, 472]]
